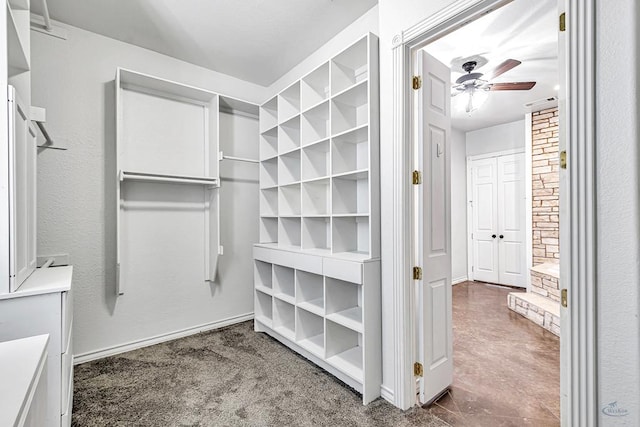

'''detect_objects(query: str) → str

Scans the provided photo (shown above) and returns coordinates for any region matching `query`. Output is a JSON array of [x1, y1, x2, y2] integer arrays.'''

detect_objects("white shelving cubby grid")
[[254, 34, 380, 404]]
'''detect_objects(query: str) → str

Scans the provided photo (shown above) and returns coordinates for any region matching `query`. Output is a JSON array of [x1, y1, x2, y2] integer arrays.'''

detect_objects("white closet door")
[[470, 158, 499, 283], [497, 154, 526, 287]]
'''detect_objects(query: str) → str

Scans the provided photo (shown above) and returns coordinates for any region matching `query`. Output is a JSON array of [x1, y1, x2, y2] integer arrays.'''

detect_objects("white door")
[[496, 154, 526, 286], [415, 50, 453, 404], [470, 158, 499, 283], [469, 153, 526, 287]]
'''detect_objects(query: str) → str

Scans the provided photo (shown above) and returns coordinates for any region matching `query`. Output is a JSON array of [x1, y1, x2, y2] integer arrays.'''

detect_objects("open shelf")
[[278, 82, 301, 123], [301, 101, 330, 145], [255, 290, 273, 327], [296, 271, 324, 316], [332, 125, 369, 175], [260, 188, 278, 217], [326, 278, 362, 332], [278, 217, 301, 248], [7, 1, 30, 76], [273, 265, 295, 303], [302, 179, 329, 216], [331, 81, 368, 136], [331, 37, 368, 94], [302, 217, 331, 251], [260, 157, 278, 189], [279, 184, 301, 216], [254, 260, 273, 293], [301, 140, 330, 181], [332, 171, 369, 215], [260, 127, 278, 160], [260, 217, 278, 243], [278, 149, 301, 186], [326, 320, 363, 381], [332, 216, 369, 255], [273, 299, 296, 341], [279, 115, 301, 154], [301, 62, 330, 111], [296, 309, 325, 357], [260, 96, 278, 133]]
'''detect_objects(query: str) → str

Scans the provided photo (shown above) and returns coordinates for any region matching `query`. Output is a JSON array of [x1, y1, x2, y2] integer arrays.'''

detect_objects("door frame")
[[465, 149, 527, 287], [389, 0, 598, 424]]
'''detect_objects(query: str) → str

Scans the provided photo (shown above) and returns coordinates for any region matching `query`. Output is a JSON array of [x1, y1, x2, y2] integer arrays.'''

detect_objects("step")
[[507, 292, 560, 336], [530, 262, 560, 302]]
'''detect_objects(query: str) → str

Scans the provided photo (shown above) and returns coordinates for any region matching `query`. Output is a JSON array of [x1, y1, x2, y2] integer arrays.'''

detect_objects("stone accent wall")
[[531, 107, 560, 265], [508, 293, 560, 336]]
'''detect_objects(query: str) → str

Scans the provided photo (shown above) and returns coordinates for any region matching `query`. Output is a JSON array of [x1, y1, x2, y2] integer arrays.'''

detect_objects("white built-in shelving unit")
[[254, 33, 380, 404]]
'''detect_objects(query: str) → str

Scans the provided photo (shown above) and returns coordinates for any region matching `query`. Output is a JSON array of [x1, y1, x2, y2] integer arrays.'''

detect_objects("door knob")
[[492, 234, 496, 238], [499, 235, 504, 239]]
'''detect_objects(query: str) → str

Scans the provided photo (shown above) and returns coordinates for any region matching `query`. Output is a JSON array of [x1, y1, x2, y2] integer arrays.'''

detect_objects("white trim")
[[73, 313, 254, 365], [380, 385, 395, 404], [465, 148, 524, 162], [391, 0, 597, 418], [466, 160, 474, 281], [524, 113, 533, 292], [452, 276, 468, 285]]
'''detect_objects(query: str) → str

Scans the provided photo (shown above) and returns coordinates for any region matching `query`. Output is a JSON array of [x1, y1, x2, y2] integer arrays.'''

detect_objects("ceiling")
[[31, 0, 378, 87], [425, 0, 558, 132]]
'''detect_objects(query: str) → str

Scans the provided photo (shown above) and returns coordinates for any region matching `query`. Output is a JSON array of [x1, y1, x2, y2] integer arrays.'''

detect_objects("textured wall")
[[531, 107, 559, 265]]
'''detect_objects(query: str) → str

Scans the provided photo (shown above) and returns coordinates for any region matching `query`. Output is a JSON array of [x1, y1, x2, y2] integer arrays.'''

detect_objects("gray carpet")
[[72, 321, 447, 426]]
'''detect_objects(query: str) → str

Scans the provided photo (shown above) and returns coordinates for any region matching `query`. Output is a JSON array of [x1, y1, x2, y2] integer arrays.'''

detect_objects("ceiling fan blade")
[[486, 59, 521, 80], [490, 82, 537, 91]]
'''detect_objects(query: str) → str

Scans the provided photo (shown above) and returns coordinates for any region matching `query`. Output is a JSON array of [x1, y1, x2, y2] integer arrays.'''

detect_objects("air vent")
[[524, 96, 558, 111]]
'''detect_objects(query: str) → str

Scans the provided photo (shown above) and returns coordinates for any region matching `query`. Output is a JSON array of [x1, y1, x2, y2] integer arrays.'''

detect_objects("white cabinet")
[[254, 34, 381, 403], [0, 266, 74, 427]]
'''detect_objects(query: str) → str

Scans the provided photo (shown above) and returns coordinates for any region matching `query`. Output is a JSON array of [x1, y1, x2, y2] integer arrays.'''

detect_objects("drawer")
[[61, 324, 73, 413], [323, 258, 363, 284], [254, 247, 322, 275], [61, 290, 73, 351]]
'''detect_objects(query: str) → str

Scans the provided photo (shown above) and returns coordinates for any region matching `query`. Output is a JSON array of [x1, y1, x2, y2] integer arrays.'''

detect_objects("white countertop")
[[0, 334, 49, 427], [0, 266, 73, 300]]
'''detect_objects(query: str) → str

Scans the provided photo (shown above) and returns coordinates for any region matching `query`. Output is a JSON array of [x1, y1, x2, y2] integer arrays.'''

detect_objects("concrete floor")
[[423, 281, 560, 426], [72, 281, 560, 426]]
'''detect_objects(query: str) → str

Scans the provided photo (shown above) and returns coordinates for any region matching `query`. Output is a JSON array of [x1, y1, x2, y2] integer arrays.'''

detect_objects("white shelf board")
[[255, 285, 273, 296], [273, 293, 296, 305], [1, 266, 73, 300], [326, 307, 363, 333], [332, 169, 368, 180], [331, 79, 368, 102], [298, 334, 324, 358], [331, 123, 369, 140], [118, 68, 216, 104], [255, 315, 272, 329], [6, 3, 29, 75], [327, 346, 363, 382], [274, 325, 296, 341], [297, 298, 325, 317]]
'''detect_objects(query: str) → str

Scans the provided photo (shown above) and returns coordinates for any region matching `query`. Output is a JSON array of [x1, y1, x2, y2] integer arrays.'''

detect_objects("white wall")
[[465, 120, 525, 156], [380, 0, 640, 419], [30, 23, 266, 357], [451, 128, 468, 282]]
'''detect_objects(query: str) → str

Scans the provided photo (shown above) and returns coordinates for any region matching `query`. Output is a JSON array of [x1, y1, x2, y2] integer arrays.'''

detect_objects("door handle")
[[499, 235, 504, 239], [492, 234, 497, 238]]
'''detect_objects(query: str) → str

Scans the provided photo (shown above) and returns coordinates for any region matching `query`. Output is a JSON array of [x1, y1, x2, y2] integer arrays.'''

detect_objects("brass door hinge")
[[412, 76, 422, 90], [561, 289, 568, 307], [559, 12, 566, 31], [560, 150, 567, 169], [414, 362, 423, 377], [413, 266, 422, 280], [412, 170, 422, 184]]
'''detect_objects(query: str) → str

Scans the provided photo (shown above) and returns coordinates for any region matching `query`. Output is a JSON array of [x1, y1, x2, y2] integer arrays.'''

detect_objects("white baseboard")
[[452, 276, 468, 285], [74, 312, 254, 365], [380, 385, 394, 404]]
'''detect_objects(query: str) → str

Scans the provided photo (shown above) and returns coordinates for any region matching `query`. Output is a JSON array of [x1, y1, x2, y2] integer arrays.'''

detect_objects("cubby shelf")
[[255, 33, 380, 404]]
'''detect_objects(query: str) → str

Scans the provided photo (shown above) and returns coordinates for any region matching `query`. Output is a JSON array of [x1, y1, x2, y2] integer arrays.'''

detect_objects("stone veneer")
[[508, 293, 560, 336], [530, 263, 560, 303], [531, 107, 560, 265]]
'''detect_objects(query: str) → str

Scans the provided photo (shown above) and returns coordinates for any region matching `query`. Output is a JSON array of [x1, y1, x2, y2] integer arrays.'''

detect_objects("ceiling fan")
[[452, 59, 536, 113]]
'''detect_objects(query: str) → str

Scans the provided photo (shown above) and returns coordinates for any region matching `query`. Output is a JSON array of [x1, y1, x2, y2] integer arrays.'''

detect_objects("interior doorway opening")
[[411, 0, 564, 422]]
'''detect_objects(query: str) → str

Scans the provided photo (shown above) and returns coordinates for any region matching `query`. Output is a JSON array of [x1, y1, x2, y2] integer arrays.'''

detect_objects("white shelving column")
[[254, 33, 380, 404]]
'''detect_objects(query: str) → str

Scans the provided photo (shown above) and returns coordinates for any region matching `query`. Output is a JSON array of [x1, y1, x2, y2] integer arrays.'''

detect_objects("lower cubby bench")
[[253, 245, 380, 404]]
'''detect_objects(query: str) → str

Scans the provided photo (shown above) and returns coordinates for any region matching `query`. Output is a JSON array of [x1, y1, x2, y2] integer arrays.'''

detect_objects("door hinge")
[[559, 12, 566, 32], [413, 266, 422, 280], [412, 170, 422, 184], [414, 362, 423, 377], [412, 76, 422, 90], [560, 150, 567, 169], [561, 289, 568, 308]]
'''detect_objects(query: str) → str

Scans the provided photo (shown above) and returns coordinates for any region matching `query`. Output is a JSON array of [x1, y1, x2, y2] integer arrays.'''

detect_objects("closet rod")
[[41, 0, 52, 31], [220, 153, 259, 164]]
